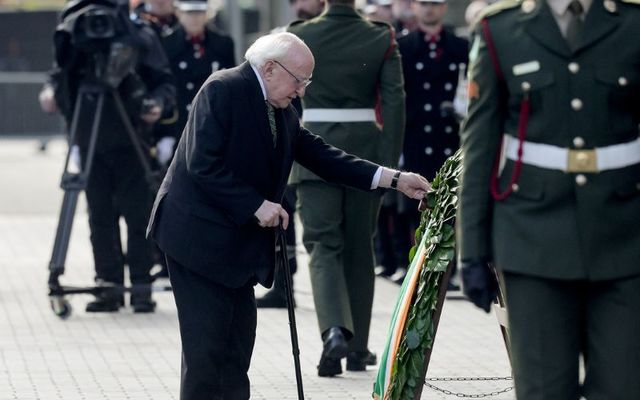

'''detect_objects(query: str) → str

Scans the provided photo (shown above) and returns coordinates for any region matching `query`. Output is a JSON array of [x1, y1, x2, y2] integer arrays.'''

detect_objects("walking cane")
[[277, 223, 305, 400]]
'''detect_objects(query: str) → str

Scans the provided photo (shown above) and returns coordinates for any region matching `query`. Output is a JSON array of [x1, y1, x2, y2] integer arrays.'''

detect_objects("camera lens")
[[84, 10, 115, 39]]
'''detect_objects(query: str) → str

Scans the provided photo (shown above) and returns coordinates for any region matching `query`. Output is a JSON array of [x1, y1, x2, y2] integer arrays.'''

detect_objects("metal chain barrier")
[[424, 376, 514, 398]]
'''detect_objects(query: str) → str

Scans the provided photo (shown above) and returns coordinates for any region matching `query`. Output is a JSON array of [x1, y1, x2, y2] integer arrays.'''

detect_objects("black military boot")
[[86, 282, 123, 312], [317, 327, 349, 377], [346, 350, 377, 371]]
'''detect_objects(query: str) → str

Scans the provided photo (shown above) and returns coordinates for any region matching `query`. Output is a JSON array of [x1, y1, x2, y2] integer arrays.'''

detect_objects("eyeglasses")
[[273, 60, 312, 88]]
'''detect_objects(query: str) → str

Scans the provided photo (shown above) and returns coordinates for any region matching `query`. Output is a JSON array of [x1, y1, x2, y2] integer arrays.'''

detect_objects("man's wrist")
[[390, 170, 401, 189]]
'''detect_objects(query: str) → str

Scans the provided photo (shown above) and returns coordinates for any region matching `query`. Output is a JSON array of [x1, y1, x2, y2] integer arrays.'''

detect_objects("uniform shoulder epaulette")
[[371, 19, 393, 31], [621, 0, 640, 5], [476, 0, 521, 19], [288, 19, 306, 28]]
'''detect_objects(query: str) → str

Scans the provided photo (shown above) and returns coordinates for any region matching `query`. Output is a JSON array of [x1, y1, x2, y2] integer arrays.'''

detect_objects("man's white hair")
[[244, 32, 306, 68]]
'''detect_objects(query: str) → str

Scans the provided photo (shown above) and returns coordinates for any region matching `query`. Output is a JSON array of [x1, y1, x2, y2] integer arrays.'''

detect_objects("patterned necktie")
[[266, 101, 277, 147], [566, 0, 584, 51]]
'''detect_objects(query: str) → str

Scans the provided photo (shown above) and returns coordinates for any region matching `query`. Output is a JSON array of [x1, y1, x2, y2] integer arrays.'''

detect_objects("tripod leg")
[[48, 88, 105, 318]]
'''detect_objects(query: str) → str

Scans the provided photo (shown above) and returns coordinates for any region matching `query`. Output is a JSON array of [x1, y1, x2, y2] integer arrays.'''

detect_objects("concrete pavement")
[[0, 138, 513, 400]]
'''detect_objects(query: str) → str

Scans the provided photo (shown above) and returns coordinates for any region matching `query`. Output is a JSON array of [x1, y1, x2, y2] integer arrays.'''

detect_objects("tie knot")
[[568, 0, 584, 16]]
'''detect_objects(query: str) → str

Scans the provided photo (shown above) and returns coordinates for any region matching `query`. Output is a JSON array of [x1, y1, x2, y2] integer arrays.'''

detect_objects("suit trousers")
[[85, 148, 154, 285], [502, 271, 640, 400], [297, 181, 381, 351], [166, 255, 256, 400]]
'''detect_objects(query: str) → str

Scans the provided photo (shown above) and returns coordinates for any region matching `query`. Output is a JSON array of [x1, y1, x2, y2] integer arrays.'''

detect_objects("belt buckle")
[[567, 149, 598, 173]]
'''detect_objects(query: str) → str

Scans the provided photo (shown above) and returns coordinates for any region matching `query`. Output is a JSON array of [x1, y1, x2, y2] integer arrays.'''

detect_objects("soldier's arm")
[[456, 21, 507, 263], [138, 25, 176, 115], [378, 25, 406, 168]]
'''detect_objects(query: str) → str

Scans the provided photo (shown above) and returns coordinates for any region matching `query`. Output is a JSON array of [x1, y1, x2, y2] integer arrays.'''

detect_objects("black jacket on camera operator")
[[41, 0, 175, 313]]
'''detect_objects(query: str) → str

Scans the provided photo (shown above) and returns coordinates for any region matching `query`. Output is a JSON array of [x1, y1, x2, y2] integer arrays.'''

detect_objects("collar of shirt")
[[187, 34, 205, 44], [420, 27, 443, 43], [547, 0, 592, 19], [250, 63, 268, 101]]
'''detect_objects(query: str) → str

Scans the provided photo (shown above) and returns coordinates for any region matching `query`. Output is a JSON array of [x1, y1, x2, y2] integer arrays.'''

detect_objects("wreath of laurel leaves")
[[386, 149, 463, 400]]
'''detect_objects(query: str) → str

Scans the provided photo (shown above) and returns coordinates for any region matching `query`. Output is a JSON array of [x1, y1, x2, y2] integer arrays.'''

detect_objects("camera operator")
[[39, 0, 175, 313]]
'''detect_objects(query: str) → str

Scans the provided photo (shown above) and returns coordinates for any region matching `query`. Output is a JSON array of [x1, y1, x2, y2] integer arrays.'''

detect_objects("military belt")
[[302, 108, 376, 123], [503, 135, 640, 173]]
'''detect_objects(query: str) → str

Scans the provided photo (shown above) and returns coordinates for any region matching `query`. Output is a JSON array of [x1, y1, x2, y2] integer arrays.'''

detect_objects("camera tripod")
[[48, 83, 171, 319]]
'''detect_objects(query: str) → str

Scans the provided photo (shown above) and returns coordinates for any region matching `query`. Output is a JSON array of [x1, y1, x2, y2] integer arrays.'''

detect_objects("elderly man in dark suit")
[[146, 32, 430, 400]]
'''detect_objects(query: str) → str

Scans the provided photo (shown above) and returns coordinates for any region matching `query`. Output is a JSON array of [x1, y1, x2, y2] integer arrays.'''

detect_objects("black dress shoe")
[[317, 356, 342, 377], [86, 293, 123, 313], [317, 327, 349, 377], [375, 265, 396, 278], [256, 290, 291, 309], [131, 295, 156, 313], [322, 327, 349, 358], [346, 350, 377, 371]]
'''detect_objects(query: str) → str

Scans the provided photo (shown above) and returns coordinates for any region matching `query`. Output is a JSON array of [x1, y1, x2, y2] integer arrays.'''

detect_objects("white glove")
[[453, 66, 469, 119], [67, 145, 81, 174], [39, 85, 58, 114], [156, 136, 176, 165]]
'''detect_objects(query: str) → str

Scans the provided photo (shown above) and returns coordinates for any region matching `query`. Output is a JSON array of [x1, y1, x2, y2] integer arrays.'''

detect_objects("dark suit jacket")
[[147, 62, 379, 288]]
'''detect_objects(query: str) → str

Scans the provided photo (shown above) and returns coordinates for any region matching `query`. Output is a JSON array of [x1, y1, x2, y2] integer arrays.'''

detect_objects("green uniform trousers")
[[297, 181, 381, 351], [502, 271, 640, 400]]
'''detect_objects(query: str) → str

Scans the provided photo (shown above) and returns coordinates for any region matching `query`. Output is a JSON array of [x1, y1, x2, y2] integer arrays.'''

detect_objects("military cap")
[[174, 0, 208, 12]]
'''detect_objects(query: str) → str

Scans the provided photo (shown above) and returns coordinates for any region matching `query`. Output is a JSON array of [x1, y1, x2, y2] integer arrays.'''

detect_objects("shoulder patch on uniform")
[[621, 0, 640, 5], [477, 0, 521, 19]]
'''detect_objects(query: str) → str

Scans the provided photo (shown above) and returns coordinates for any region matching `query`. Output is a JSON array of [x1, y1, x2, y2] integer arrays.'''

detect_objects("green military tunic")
[[288, 4, 405, 352], [458, 0, 640, 397]]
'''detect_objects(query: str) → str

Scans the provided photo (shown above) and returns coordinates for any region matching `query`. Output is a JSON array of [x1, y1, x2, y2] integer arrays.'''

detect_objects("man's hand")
[[38, 85, 58, 114], [396, 172, 431, 199], [254, 200, 289, 229], [380, 168, 431, 199], [461, 261, 498, 313]]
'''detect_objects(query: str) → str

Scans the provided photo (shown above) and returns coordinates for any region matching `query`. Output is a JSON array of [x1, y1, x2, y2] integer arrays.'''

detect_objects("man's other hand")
[[396, 172, 431, 200], [254, 200, 289, 229], [461, 261, 498, 313]]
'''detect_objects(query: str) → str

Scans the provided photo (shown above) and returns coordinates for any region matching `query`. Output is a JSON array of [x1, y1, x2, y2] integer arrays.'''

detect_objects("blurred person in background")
[[160, 0, 235, 163], [288, 0, 405, 377], [393, 0, 468, 287], [290, 0, 326, 19], [256, 0, 325, 309], [133, 0, 179, 36], [393, 0, 418, 34], [365, 0, 396, 24]]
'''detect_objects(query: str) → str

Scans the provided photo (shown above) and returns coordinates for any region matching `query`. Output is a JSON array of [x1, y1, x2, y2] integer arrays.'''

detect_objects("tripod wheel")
[[50, 296, 73, 320]]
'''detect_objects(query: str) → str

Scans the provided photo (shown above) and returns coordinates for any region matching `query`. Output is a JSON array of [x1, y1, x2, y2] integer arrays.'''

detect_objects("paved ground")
[[0, 138, 514, 400]]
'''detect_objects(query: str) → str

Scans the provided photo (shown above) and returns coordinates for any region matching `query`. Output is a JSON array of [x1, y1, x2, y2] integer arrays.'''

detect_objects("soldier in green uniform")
[[288, 0, 405, 377], [458, 0, 640, 398]]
